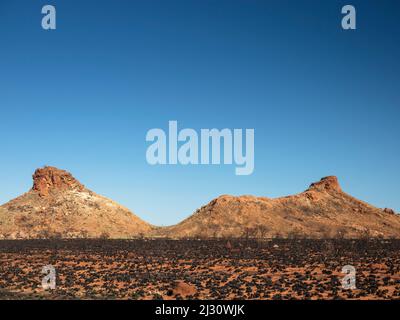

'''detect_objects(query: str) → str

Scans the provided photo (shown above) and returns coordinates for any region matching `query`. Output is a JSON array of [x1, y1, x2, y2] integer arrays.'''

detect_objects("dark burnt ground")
[[0, 239, 400, 300]]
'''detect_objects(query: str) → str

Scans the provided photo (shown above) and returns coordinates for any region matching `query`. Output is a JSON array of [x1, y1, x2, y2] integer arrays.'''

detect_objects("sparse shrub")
[[100, 231, 110, 239]]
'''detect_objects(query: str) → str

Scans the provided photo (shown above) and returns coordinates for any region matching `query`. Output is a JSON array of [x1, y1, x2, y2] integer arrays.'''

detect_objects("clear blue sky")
[[0, 0, 399, 225]]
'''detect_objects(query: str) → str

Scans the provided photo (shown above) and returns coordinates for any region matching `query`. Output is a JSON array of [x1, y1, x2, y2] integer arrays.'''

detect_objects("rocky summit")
[[32, 166, 85, 197], [0, 166, 153, 239]]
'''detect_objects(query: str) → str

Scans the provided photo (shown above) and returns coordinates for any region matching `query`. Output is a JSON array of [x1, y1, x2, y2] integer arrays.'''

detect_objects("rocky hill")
[[153, 176, 400, 239], [1, 169, 399, 239], [0, 167, 153, 239]]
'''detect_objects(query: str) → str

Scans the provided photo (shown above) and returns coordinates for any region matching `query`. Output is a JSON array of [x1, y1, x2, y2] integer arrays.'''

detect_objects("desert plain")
[[0, 239, 399, 300]]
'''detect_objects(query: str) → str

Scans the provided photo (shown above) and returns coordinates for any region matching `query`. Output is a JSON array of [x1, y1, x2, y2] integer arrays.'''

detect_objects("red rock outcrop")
[[383, 208, 396, 215], [32, 166, 84, 197], [308, 176, 342, 193]]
